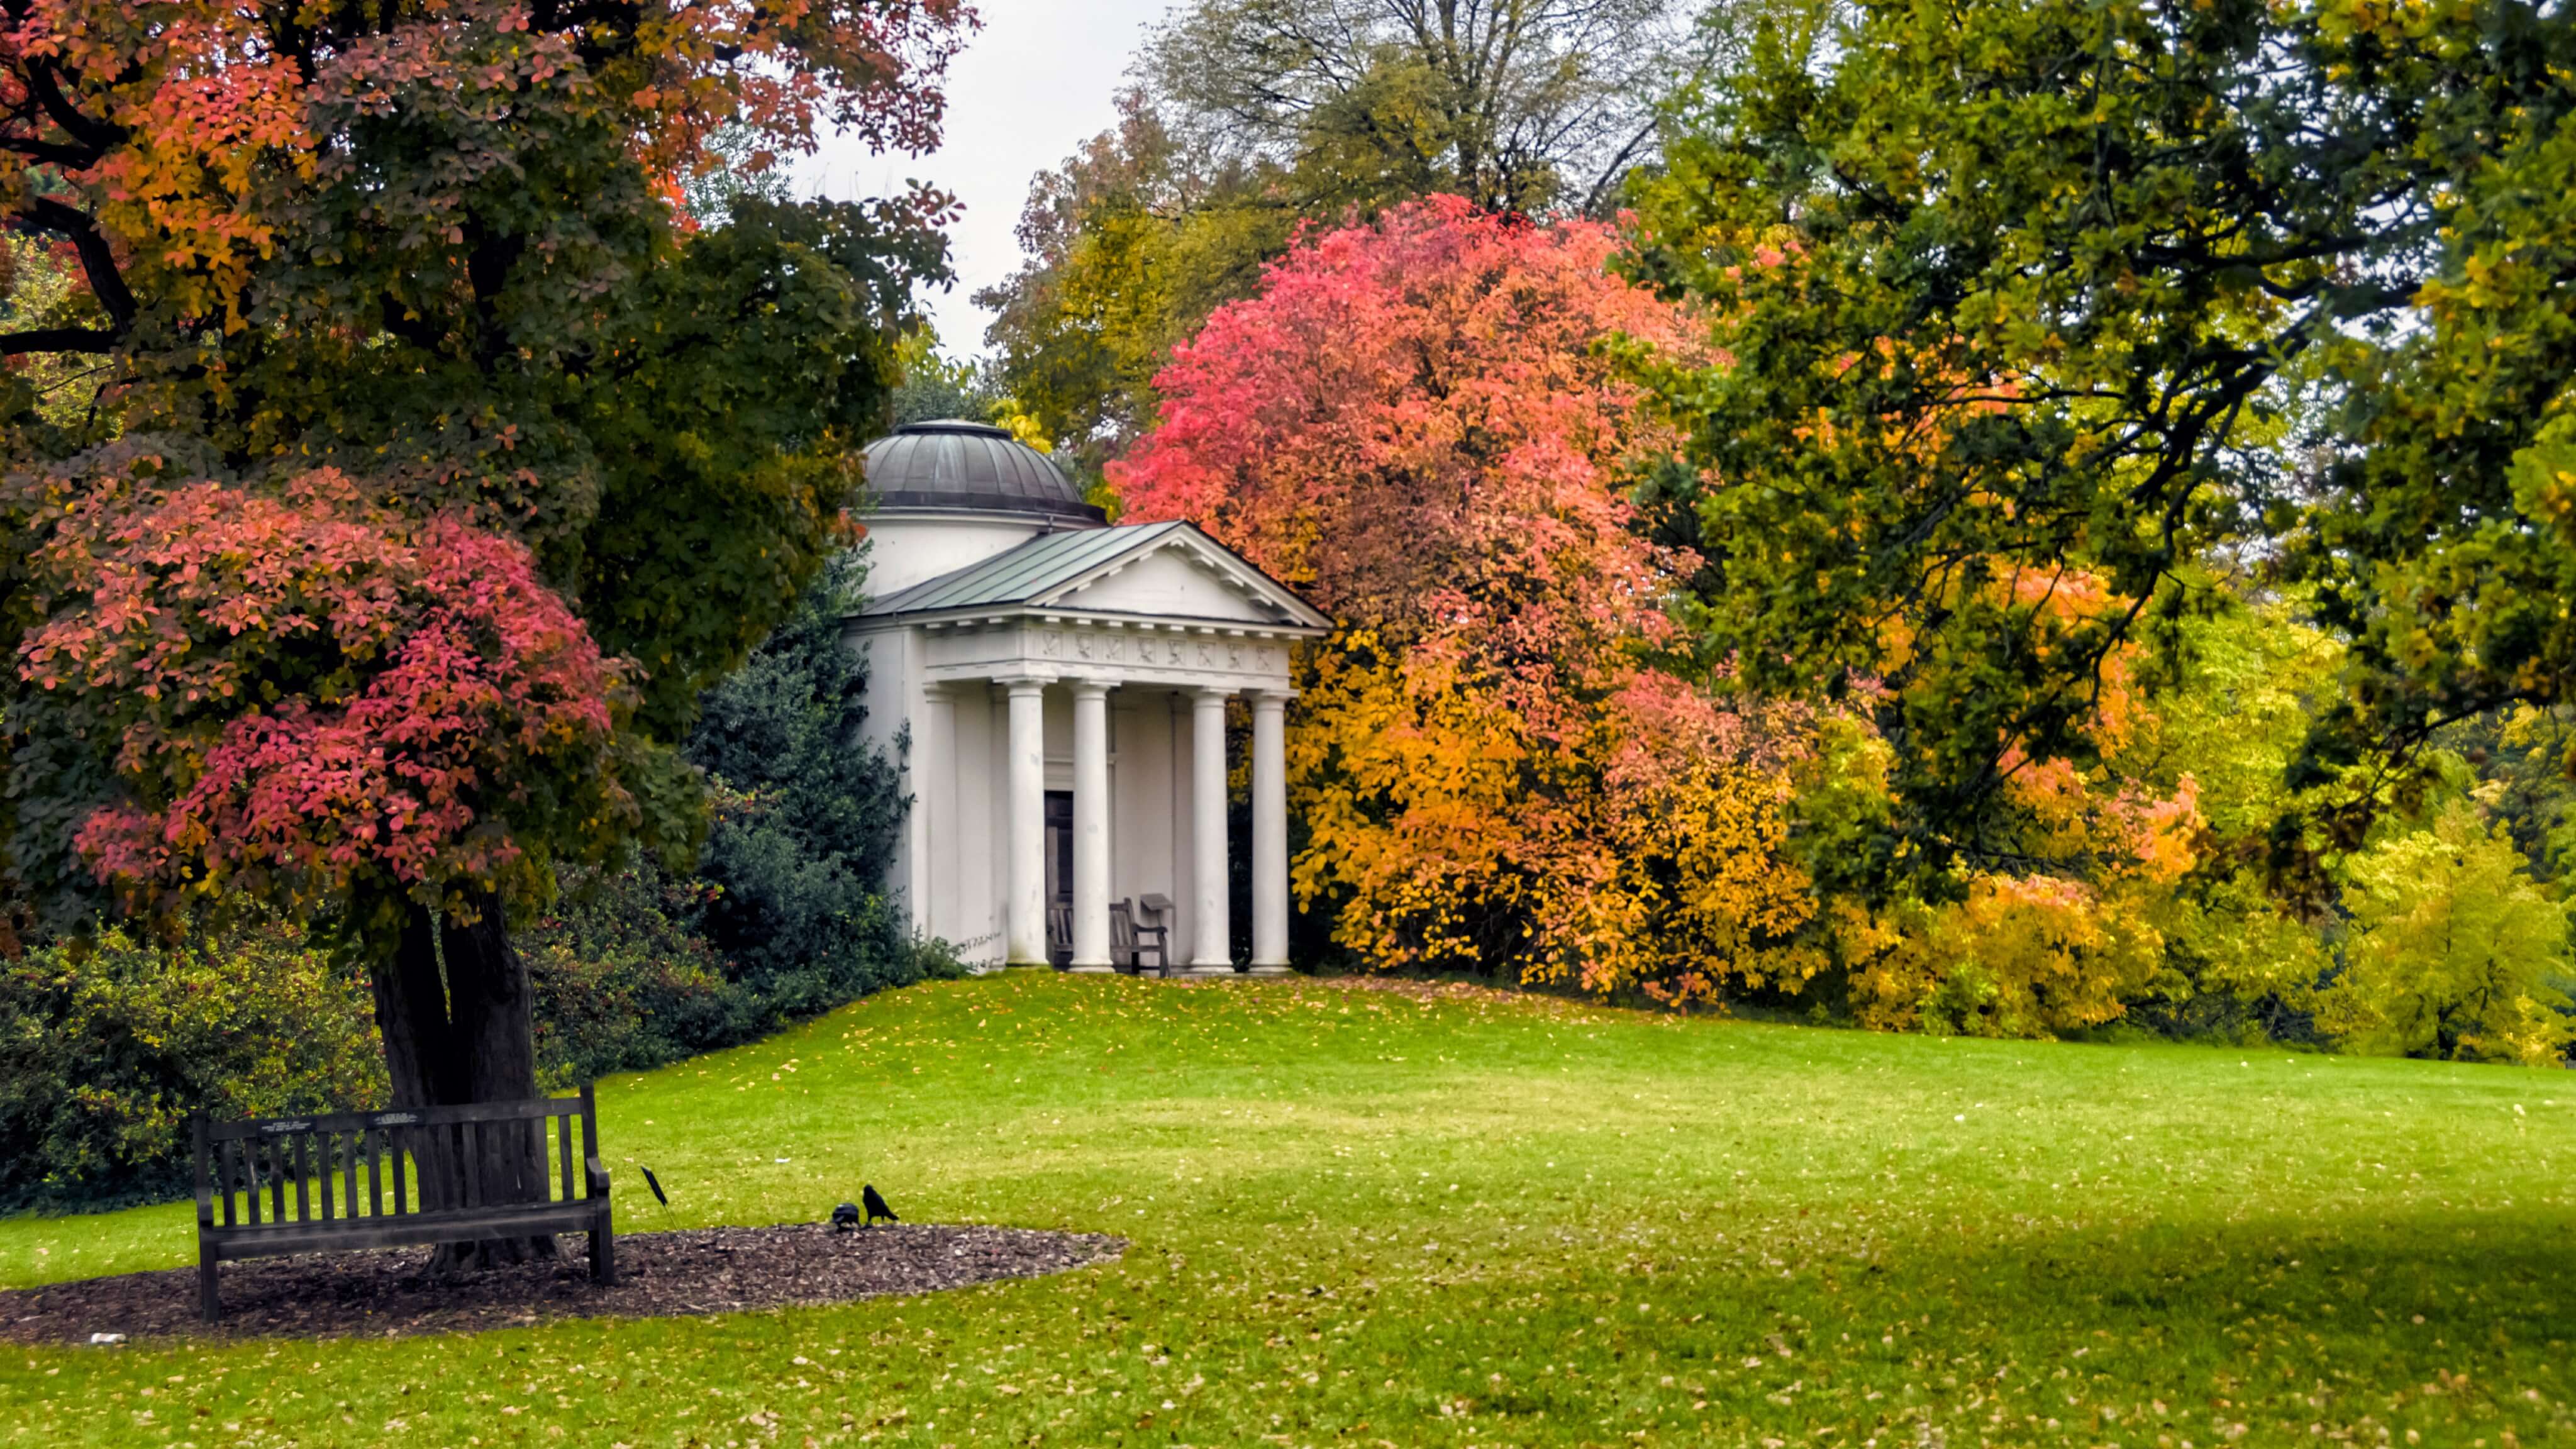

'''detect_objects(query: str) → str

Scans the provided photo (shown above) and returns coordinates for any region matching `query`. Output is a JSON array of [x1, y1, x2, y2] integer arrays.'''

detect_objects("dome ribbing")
[[860, 420, 1103, 523]]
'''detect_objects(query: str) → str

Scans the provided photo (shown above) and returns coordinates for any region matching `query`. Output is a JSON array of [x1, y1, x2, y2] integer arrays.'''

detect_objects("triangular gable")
[[1036, 523, 1332, 630]]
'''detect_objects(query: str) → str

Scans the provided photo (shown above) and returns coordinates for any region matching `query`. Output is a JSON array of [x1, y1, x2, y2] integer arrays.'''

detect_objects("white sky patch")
[[792, 0, 1182, 356]]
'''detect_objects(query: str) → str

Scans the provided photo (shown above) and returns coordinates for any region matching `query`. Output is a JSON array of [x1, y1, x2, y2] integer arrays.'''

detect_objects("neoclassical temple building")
[[846, 419, 1332, 973]]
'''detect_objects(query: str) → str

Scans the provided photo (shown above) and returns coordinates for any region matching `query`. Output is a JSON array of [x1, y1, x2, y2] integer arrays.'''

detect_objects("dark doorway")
[[1043, 790, 1074, 967]]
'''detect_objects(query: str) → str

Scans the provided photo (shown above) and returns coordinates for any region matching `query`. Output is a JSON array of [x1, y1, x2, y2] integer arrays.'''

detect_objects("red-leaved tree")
[[1113, 197, 1823, 991], [12, 450, 645, 1139]]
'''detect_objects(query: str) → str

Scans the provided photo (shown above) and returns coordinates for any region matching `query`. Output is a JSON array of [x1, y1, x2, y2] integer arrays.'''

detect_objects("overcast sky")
[[799, 0, 1182, 358]]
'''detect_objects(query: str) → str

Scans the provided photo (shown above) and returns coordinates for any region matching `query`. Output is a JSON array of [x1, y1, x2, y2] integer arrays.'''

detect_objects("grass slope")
[[2, 972, 2570, 1447]]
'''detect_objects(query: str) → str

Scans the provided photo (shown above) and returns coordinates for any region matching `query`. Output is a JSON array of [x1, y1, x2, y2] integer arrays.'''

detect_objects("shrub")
[[684, 550, 930, 1021], [0, 922, 385, 1212], [519, 863, 740, 1088]]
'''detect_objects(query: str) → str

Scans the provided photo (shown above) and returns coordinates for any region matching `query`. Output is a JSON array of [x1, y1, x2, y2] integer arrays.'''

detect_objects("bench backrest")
[[194, 1085, 602, 1233], [1111, 897, 1168, 967]]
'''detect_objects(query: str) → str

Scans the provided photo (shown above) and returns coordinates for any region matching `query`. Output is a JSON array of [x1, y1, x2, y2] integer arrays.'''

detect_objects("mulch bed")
[[0, 1223, 1124, 1345]]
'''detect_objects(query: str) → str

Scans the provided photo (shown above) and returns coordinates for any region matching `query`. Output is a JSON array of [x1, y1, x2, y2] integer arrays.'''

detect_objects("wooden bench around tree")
[[192, 1087, 614, 1323]]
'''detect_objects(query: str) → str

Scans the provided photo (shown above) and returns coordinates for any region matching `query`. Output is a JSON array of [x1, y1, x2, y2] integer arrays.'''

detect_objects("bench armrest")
[[586, 1157, 611, 1199]]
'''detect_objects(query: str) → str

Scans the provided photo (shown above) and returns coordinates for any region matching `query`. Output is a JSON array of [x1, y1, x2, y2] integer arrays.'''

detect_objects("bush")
[[683, 549, 931, 1021], [0, 922, 385, 1213], [520, 863, 740, 1087]]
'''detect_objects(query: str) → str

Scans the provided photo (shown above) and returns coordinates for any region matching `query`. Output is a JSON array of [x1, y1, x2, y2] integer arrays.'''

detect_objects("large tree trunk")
[[365, 891, 558, 1272]]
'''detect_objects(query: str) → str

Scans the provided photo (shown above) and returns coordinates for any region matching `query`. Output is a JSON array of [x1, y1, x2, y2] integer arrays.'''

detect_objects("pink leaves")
[[1115, 196, 1694, 635], [1116, 197, 1801, 985], [18, 465, 635, 918]]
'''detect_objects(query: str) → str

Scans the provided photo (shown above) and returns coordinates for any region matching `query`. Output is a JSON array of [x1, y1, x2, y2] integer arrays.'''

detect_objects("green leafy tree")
[[1630, 0, 2576, 894], [975, 87, 1292, 468], [2318, 804, 2575, 1064]]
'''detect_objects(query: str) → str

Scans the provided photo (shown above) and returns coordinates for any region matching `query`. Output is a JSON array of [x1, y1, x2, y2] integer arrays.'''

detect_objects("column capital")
[[994, 674, 1050, 697], [1250, 688, 1296, 708], [1068, 677, 1113, 701], [1189, 684, 1235, 703]]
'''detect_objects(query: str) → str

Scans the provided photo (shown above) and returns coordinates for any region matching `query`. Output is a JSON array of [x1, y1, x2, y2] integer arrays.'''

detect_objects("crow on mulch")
[[863, 1184, 898, 1226]]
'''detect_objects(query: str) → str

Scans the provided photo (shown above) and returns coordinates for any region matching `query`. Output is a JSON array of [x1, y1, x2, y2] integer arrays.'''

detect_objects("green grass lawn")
[[3, 971, 2571, 1448]]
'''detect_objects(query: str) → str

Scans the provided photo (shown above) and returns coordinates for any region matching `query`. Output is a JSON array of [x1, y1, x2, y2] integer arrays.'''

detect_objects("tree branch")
[[0, 325, 121, 355], [19, 58, 128, 154], [23, 195, 137, 330]]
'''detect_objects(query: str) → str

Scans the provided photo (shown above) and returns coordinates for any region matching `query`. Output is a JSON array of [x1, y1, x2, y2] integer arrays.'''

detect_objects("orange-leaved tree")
[[1114, 196, 1819, 992]]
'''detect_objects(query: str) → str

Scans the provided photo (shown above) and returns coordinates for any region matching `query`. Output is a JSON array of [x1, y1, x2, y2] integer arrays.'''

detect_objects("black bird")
[[640, 1165, 669, 1206], [862, 1183, 899, 1227], [831, 1201, 861, 1232]]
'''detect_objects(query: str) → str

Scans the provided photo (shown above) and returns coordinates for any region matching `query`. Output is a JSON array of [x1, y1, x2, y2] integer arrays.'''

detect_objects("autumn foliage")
[[1116, 197, 1817, 992], [10, 453, 641, 931], [0, 2, 968, 337], [1113, 197, 2260, 1030]]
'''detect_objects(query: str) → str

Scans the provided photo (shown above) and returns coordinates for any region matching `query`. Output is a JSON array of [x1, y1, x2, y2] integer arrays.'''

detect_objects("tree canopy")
[[1115, 197, 1824, 992], [1630, 0, 2576, 898]]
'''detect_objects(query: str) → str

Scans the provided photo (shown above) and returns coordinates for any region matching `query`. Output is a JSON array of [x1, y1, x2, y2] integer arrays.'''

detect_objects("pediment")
[[858, 519, 1332, 633], [1053, 545, 1289, 625], [1037, 528, 1330, 630]]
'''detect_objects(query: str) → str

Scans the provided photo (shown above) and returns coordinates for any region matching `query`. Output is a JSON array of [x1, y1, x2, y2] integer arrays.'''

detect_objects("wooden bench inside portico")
[[192, 1087, 614, 1323]]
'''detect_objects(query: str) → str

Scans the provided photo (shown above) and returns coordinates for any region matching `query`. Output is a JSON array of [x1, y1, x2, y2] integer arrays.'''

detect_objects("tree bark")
[[365, 891, 558, 1272]]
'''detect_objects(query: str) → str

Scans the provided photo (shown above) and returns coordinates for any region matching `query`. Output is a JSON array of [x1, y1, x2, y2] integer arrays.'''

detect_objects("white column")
[[1070, 679, 1113, 972], [1250, 690, 1291, 974], [1003, 677, 1048, 967], [1189, 686, 1233, 975], [919, 683, 957, 943]]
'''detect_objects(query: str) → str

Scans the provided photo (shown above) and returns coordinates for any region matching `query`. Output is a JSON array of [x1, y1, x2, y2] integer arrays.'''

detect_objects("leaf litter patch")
[[0, 1223, 1123, 1344]]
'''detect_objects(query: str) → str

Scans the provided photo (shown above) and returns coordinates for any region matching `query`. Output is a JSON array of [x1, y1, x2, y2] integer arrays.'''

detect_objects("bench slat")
[[207, 1201, 607, 1260], [579, 1084, 601, 1202], [206, 1096, 586, 1141], [557, 1113, 574, 1206], [367, 1128, 383, 1219]]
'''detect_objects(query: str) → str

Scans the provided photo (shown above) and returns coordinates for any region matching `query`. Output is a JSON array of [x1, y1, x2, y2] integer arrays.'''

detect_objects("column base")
[[1067, 962, 1116, 975], [1181, 964, 1240, 978], [1246, 963, 1292, 976]]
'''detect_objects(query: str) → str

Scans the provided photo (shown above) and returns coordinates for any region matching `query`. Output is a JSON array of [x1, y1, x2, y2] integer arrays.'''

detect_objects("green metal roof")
[[860, 521, 1192, 618]]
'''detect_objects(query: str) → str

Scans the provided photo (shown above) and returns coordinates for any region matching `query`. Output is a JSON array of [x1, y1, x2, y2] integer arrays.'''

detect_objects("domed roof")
[[861, 419, 1104, 524]]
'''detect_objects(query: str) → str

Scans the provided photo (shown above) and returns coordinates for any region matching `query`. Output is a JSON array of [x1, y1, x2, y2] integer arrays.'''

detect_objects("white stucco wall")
[[862, 510, 1070, 598]]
